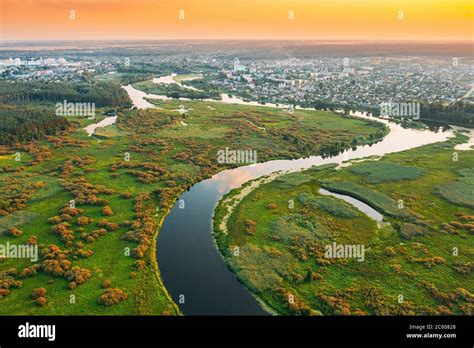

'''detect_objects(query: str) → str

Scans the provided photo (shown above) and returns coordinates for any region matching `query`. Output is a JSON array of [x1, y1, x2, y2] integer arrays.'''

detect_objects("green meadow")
[[214, 134, 474, 315], [0, 99, 384, 315]]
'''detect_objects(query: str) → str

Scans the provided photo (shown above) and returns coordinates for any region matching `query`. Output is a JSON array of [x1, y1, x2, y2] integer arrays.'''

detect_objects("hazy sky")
[[1, 0, 473, 41]]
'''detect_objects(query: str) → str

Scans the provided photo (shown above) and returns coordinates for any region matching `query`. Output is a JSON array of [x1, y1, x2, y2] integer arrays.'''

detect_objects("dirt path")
[[218, 171, 282, 234]]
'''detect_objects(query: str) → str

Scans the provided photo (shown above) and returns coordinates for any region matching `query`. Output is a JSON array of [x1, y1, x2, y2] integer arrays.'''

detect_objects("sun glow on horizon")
[[1, 0, 473, 42]]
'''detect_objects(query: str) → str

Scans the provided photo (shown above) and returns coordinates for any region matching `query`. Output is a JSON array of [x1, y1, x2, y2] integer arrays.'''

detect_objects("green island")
[[213, 134, 474, 315], [0, 79, 387, 315]]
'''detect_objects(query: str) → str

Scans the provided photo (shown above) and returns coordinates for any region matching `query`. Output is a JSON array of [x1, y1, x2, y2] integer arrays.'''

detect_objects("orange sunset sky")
[[1, 0, 473, 41]]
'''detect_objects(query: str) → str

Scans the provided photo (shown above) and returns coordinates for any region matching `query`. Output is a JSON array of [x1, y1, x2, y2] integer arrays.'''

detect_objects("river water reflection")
[[122, 82, 453, 315]]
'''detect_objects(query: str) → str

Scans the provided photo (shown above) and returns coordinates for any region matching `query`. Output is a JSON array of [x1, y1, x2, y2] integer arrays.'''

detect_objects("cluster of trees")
[[70, 243, 94, 259], [18, 264, 41, 279], [134, 80, 220, 100], [407, 255, 446, 268], [78, 219, 117, 244], [0, 105, 69, 145], [181, 78, 219, 94], [6, 227, 23, 237], [441, 213, 474, 236], [50, 222, 75, 243], [117, 62, 173, 75], [171, 139, 217, 175], [417, 101, 474, 127], [48, 199, 104, 258], [119, 73, 154, 85], [114, 161, 171, 184], [48, 206, 88, 244], [0, 268, 23, 299], [453, 261, 473, 275], [153, 186, 181, 210], [46, 135, 88, 149], [0, 177, 47, 216], [120, 193, 155, 259], [133, 260, 147, 271], [0, 81, 132, 108], [58, 156, 94, 177], [306, 99, 474, 128], [31, 288, 47, 306], [16, 142, 53, 165], [275, 288, 315, 315], [317, 286, 430, 315], [65, 266, 92, 290], [98, 219, 119, 232], [98, 288, 128, 306], [121, 109, 172, 133], [40, 244, 93, 289], [60, 177, 115, 206], [80, 228, 107, 243], [132, 137, 172, 156], [418, 280, 474, 315], [77, 216, 91, 226], [317, 289, 359, 316]]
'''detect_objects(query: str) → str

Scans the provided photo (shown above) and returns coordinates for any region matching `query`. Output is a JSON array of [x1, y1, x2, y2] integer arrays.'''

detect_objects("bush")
[[133, 260, 147, 271], [6, 227, 23, 237], [31, 287, 47, 299], [98, 288, 128, 306], [245, 219, 257, 235], [77, 216, 91, 226], [26, 236, 37, 245], [35, 297, 47, 306], [65, 266, 92, 286], [102, 206, 113, 216], [0, 288, 10, 298], [98, 219, 119, 231]]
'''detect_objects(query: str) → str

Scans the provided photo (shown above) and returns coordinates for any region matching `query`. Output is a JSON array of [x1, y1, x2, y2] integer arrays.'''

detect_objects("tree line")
[[0, 81, 132, 108], [0, 105, 69, 145]]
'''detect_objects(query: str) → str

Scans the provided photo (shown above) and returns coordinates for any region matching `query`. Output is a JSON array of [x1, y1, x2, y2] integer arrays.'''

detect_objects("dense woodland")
[[418, 101, 474, 127], [0, 105, 69, 145], [301, 100, 474, 128], [358, 101, 474, 127], [0, 81, 132, 108]]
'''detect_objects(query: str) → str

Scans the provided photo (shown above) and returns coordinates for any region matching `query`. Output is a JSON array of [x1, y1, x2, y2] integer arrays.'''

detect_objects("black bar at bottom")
[[0, 315, 472, 347]]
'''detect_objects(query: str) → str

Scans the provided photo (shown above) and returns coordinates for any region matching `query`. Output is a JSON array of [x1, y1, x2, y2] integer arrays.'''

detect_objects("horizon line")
[[2, 38, 473, 44]]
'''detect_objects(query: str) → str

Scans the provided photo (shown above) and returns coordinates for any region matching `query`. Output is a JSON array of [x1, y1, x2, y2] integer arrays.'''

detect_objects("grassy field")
[[0, 100, 385, 315], [214, 133, 474, 315], [172, 74, 202, 83]]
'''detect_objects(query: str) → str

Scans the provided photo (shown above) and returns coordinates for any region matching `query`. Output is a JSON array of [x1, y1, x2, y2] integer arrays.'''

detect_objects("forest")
[[0, 81, 132, 108], [0, 105, 69, 145], [418, 101, 474, 127]]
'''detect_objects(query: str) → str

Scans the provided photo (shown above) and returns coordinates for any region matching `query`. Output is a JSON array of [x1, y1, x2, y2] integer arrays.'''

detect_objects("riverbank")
[[212, 133, 473, 315], [211, 154, 387, 315], [120, 78, 458, 315], [150, 105, 390, 314]]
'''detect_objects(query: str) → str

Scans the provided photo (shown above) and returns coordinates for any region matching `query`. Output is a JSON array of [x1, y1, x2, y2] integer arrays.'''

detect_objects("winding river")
[[122, 81, 455, 315]]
